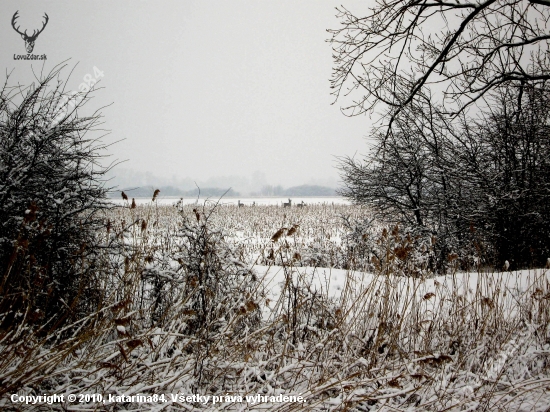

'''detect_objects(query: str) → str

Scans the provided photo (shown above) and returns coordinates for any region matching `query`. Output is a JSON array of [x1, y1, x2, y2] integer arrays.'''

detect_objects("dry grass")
[[1, 200, 549, 411]]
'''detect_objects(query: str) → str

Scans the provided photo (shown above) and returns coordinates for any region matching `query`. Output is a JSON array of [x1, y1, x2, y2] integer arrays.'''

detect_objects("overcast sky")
[[1, 1, 373, 189]]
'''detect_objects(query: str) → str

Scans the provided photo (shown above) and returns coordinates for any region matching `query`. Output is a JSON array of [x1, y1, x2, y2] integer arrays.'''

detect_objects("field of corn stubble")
[[2, 199, 550, 411]]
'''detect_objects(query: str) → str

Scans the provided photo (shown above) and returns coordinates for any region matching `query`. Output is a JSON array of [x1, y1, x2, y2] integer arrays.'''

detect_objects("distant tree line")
[[113, 184, 337, 198]]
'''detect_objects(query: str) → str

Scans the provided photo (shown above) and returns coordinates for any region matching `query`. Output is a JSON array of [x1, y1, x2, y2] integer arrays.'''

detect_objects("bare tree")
[[458, 81, 550, 267], [328, 0, 550, 131], [340, 81, 550, 270], [338, 91, 457, 226]]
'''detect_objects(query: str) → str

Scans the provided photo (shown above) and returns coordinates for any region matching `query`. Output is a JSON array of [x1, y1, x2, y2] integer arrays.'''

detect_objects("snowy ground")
[[4, 203, 544, 411], [256, 264, 550, 319]]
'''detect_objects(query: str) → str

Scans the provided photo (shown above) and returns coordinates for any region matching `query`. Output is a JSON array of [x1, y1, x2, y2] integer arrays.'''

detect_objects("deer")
[[283, 199, 291, 208], [238, 200, 244, 207], [297, 201, 306, 208], [12, 11, 49, 53]]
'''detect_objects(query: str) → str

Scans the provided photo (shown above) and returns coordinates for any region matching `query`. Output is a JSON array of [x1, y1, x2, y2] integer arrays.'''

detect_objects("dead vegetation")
[[1, 199, 549, 411]]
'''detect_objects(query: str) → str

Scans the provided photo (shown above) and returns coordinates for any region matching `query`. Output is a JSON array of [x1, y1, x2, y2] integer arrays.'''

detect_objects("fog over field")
[[0, 0, 369, 191]]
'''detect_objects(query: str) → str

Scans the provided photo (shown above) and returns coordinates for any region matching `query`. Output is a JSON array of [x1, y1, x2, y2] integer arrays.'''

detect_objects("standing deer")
[[283, 199, 291, 208], [297, 201, 306, 208], [238, 200, 244, 207], [12, 11, 49, 53]]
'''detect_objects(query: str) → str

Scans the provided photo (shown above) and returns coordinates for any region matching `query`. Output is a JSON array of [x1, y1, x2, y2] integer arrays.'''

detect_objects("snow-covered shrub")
[[340, 215, 377, 271], [340, 84, 550, 272], [0, 65, 111, 326], [342, 218, 441, 276], [135, 201, 263, 336]]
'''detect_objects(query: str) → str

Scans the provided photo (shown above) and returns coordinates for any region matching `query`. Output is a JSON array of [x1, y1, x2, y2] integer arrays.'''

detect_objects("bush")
[[339, 83, 550, 271], [0, 65, 111, 327], [140, 202, 262, 337]]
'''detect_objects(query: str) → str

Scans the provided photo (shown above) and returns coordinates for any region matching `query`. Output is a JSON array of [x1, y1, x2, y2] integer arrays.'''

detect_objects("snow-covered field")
[[104, 200, 373, 271], [3, 202, 550, 411]]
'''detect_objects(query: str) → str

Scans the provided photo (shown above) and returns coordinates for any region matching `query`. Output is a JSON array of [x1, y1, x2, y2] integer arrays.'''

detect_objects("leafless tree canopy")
[[339, 81, 550, 270], [328, 0, 550, 127]]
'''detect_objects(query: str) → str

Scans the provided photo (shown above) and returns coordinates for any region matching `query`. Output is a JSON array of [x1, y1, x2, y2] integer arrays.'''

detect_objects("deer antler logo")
[[11, 11, 49, 53]]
